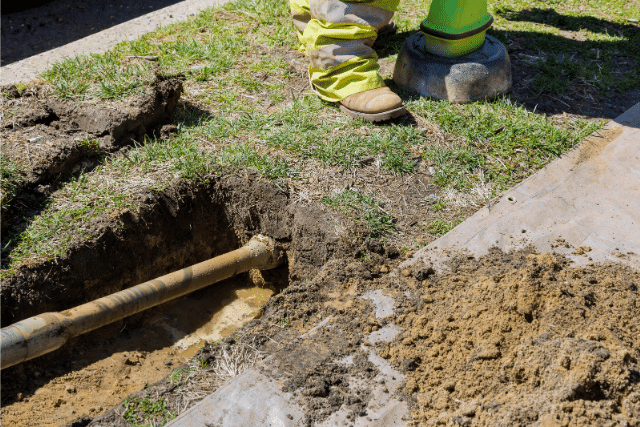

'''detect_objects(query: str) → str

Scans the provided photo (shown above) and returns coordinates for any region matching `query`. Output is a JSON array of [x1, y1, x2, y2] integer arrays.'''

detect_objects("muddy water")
[[1, 279, 273, 427]]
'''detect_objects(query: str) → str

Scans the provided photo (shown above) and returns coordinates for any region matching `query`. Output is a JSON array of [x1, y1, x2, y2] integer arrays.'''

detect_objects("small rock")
[[65, 385, 76, 393], [16, 393, 23, 402], [402, 269, 411, 277], [33, 371, 41, 378], [28, 136, 45, 143], [379, 265, 389, 274]]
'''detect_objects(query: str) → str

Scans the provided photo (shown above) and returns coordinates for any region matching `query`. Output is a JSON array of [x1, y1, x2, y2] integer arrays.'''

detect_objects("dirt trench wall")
[[45, 77, 183, 148], [1, 172, 342, 326]]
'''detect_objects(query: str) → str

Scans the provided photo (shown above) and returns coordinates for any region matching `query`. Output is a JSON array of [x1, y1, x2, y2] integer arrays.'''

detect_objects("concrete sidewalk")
[[401, 102, 640, 273], [163, 105, 639, 426], [0, 0, 226, 86]]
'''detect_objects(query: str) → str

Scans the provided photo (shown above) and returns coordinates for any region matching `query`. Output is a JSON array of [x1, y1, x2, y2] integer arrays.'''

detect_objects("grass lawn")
[[2, 0, 638, 275]]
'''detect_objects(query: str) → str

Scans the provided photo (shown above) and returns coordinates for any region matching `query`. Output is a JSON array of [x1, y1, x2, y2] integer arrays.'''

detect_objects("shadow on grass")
[[376, 10, 639, 119]]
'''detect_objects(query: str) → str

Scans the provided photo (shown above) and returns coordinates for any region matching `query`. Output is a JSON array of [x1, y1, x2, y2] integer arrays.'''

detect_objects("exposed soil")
[[2, 35, 638, 427], [0, 76, 182, 217], [379, 250, 640, 426], [0, 276, 274, 427]]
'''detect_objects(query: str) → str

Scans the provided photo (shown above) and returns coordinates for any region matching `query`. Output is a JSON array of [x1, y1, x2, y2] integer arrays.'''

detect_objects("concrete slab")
[[401, 102, 640, 272], [167, 290, 410, 427], [0, 0, 227, 85]]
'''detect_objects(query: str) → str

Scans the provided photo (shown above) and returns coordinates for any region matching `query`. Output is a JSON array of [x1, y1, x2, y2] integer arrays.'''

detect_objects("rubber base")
[[393, 33, 512, 103]]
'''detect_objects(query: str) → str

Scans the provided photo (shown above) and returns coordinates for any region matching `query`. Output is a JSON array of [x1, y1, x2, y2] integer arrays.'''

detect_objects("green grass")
[[0, 154, 26, 211], [4, 0, 629, 274], [412, 96, 600, 191], [123, 397, 177, 427], [489, 0, 640, 96], [426, 218, 464, 236], [322, 189, 396, 237]]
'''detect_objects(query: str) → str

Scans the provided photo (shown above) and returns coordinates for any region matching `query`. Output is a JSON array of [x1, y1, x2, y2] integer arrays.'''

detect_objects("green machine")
[[394, 0, 512, 103]]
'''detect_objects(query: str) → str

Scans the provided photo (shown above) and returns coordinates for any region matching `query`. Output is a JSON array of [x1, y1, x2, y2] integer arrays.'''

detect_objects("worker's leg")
[[290, 0, 311, 53], [290, 0, 397, 54], [289, 0, 405, 121], [302, 0, 400, 102]]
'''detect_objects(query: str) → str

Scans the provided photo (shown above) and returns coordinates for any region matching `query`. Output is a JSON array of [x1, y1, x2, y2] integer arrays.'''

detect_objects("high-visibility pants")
[[290, 0, 400, 102]]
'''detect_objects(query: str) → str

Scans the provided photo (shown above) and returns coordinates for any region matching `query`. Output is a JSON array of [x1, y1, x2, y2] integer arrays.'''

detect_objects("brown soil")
[[0, 277, 273, 427], [379, 250, 640, 426], [0, 166, 349, 426], [88, 256, 406, 427]]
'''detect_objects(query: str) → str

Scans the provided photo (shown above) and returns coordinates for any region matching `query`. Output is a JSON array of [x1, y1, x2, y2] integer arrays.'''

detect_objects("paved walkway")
[[0, 0, 225, 86]]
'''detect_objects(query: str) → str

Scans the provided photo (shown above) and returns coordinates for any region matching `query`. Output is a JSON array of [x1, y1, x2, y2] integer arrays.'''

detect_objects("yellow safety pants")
[[290, 0, 400, 102]]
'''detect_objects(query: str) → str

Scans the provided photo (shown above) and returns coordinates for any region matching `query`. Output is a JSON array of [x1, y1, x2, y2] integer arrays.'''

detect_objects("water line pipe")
[[0, 235, 283, 369]]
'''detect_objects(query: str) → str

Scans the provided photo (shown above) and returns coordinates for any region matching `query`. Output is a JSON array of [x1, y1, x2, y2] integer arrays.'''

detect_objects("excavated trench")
[[0, 170, 346, 427], [0, 81, 348, 425]]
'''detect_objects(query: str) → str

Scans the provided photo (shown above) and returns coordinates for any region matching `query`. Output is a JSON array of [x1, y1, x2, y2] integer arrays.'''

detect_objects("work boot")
[[339, 87, 406, 123]]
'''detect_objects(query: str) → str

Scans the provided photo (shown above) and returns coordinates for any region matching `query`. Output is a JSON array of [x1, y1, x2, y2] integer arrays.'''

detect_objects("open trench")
[[1, 164, 345, 427], [0, 79, 350, 426]]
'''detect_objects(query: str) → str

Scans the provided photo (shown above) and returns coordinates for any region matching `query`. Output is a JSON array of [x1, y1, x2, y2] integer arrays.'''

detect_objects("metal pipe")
[[1, 235, 283, 369]]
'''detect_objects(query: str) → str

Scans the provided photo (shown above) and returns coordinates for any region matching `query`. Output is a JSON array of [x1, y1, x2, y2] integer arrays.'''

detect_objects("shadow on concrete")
[[1, 0, 184, 65]]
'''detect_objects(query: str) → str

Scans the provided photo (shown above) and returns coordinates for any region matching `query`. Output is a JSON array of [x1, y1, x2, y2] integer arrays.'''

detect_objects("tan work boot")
[[339, 87, 406, 123]]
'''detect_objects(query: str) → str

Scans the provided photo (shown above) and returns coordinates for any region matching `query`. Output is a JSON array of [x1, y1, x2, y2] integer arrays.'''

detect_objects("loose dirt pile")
[[380, 250, 640, 426]]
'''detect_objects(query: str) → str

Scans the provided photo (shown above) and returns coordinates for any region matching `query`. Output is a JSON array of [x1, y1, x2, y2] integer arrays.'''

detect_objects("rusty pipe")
[[1, 235, 283, 369]]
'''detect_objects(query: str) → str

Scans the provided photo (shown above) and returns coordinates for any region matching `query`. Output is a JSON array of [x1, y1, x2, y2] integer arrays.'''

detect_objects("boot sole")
[[339, 104, 407, 123], [378, 21, 397, 39]]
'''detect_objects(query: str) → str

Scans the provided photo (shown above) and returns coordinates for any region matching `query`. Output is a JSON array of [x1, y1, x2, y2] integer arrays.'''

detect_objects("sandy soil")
[[380, 250, 640, 426], [0, 279, 273, 427]]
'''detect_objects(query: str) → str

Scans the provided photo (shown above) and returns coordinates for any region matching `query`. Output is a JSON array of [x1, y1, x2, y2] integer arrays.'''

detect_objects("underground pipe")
[[0, 235, 283, 370]]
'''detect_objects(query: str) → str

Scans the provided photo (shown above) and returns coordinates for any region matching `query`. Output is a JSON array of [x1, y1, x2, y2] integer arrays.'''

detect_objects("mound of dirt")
[[380, 250, 640, 426]]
